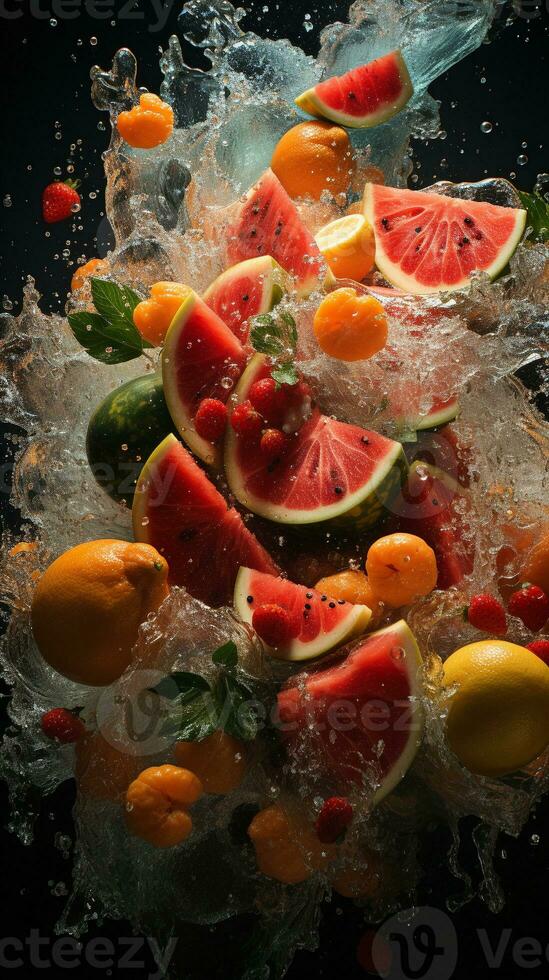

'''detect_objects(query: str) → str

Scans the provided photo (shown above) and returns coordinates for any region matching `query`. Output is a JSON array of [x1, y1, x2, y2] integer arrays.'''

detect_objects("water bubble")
[[53, 166, 62, 176], [90, 36, 98, 46], [3, 194, 12, 207], [50, 18, 57, 27], [521, 141, 528, 149], [97, 121, 106, 131], [55, 132, 62, 141], [480, 76, 486, 84], [71, 202, 81, 213], [89, 192, 97, 200], [2, 296, 14, 311], [220, 376, 234, 390], [530, 834, 540, 846], [480, 121, 492, 134], [517, 154, 528, 166]]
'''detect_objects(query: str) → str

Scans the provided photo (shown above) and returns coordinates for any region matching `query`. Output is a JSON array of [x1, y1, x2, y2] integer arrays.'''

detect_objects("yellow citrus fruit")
[[313, 287, 388, 362], [133, 281, 191, 347], [125, 765, 203, 848], [314, 570, 384, 625], [173, 731, 246, 795], [366, 533, 438, 608], [248, 804, 335, 885], [271, 121, 355, 200], [71, 258, 109, 292], [443, 640, 549, 777], [31, 539, 170, 687], [315, 214, 376, 282], [75, 732, 155, 802]]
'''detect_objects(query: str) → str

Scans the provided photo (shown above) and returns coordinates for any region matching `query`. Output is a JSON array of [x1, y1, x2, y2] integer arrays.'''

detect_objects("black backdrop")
[[0, 2, 548, 977]]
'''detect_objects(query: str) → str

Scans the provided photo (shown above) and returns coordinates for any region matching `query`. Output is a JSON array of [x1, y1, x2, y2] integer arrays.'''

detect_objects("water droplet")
[[97, 121, 106, 131], [53, 166, 62, 176], [220, 376, 234, 390], [55, 132, 62, 141], [480, 121, 493, 134], [530, 834, 540, 846], [3, 194, 12, 207], [89, 191, 97, 200], [50, 18, 57, 27], [517, 154, 528, 166], [90, 36, 98, 46], [2, 296, 14, 311], [141, 517, 150, 527], [390, 646, 406, 661], [71, 202, 81, 213]]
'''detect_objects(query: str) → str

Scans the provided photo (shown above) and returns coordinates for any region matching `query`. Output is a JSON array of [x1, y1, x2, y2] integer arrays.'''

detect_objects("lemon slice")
[[315, 213, 375, 282]]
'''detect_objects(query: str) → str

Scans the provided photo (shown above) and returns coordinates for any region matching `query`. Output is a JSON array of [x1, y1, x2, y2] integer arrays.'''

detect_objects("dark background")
[[0, 1, 548, 977]]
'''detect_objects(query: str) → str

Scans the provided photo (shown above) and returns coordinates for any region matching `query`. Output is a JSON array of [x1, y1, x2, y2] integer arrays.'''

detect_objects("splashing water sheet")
[[1, 1, 548, 977]]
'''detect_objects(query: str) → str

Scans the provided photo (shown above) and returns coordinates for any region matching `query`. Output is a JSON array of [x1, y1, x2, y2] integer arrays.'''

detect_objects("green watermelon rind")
[[363, 183, 528, 295], [162, 291, 244, 470], [295, 49, 414, 130], [225, 354, 408, 529], [234, 566, 372, 662], [398, 397, 460, 436], [203, 255, 288, 336]]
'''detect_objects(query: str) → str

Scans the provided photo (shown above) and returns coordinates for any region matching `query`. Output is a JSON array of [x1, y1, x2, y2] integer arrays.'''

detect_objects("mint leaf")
[[150, 672, 211, 703], [161, 691, 218, 741], [90, 277, 142, 324], [211, 641, 238, 670], [250, 310, 298, 389], [518, 191, 549, 243], [214, 674, 260, 741], [272, 362, 299, 387], [67, 310, 147, 364]]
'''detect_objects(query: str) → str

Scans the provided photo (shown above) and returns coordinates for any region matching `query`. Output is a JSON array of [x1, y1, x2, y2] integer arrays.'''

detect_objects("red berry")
[[252, 603, 295, 647], [230, 401, 264, 441], [248, 377, 284, 423], [466, 594, 507, 635], [41, 708, 85, 744], [315, 796, 353, 844], [509, 584, 549, 632], [526, 639, 549, 666], [42, 181, 81, 224], [260, 428, 290, 461], [194, 398, 228, 443]]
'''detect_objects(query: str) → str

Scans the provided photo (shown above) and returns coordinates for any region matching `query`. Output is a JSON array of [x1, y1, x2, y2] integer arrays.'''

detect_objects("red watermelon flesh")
[[234, 567, 371, 661], [225, 170, 328, 296], [132, 434, 279, 607], [203, 256, 286, 344], [162, 289, 246, 468], [394, 461, 474, 589], [277, 620, 423, 798], [364, 183, 527, 294]]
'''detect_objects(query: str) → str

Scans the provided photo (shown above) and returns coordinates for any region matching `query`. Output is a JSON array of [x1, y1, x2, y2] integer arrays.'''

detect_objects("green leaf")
[[518, 191, 549, 243], [250, 310, 299, 389], [211, 641, 238, 670], [272, 361, 299, 387], [214, 674, 261, 741], [90, 277, 142, 324], [160, 691, 218, 741], [67, 311, 147, 364], [150, 671, 211, 703]]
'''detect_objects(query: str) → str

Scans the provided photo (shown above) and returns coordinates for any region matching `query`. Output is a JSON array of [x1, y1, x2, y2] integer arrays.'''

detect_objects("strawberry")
[[260, 428, 289, 462], [509, 584, 549, 632], [41, 708, 85, 744], [465, 594, 507, 635], [315, 796, 353, 844], [194, 398, 228, 443], [230, 401, 264, 442], [252, 603, 295, 647], [248, 377, 285, 424], [42, 180, 81, 224], [526, 639, 549, 666]]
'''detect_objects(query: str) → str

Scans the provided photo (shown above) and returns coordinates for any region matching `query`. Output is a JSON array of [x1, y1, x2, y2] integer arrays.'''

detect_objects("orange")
[[522, 530, 549, 595], [75, 731, 156, 802], [315, 214, 375, 282], [248, 804, 335, 885], [125, 765, 203, 848], [174, 731, 246, 795], [314, 570, 384, 625], [71, 258, 109, 292], [9, 541, 38, 558], [313, 286, 388, 361], [117, 93, 174, 150], [366, 533, 438, 608], [271, 121, 355, 201], [133, 281, 190, 347], [31, 539, 170, 686]]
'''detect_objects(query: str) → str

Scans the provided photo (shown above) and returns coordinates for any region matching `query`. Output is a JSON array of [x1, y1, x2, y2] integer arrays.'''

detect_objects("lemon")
[[315, 214, 375, 282], [443, 640, 549, 777]]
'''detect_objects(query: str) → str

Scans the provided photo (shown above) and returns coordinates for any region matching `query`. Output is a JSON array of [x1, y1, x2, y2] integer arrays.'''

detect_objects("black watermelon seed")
[[329, 601, 336, 609], [306, 592, 313, 599], [303, 610, 309, 620], [321, 595, 327, 602], [334, 486, 343, 495], [432, 498, 439, 507], [247, 595, 254, 604], [381, 217, 390, 230], [361, 436, 370, 445], [414, 226, 422, 234], [304, 603, 311, 610], [242, 294, 249, 302], [337, 599, 346, 605], [464, 216, 474, 226]]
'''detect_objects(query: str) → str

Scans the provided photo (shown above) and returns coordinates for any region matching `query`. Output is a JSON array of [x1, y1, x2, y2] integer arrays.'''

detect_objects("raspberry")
[[41, 708, 86, 744], [252, 603, 295, 647], [194, 398, 228, 443], [526, 639, 549, 666], [260, 428, 290, 461], [248, 378, 285, 423], [509, 584, 549, 632], [315, 796, 353, 844], [230, 401, 264, 441], [465, 594, 507, 635]]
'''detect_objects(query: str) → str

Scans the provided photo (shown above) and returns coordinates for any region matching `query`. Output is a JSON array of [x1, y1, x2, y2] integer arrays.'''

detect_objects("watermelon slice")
[[277, 620, 424, 800], [225, 170, 329, 296], [394, 461, 474, 589], [364, 183, 527, 295], [296, 49, 414, 129], [203, 256, 287, 344], [234, 567, 371, 662], [132, 435, 279, 608], [225, 355, 407, 529], [162, 289, 246, 468]]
